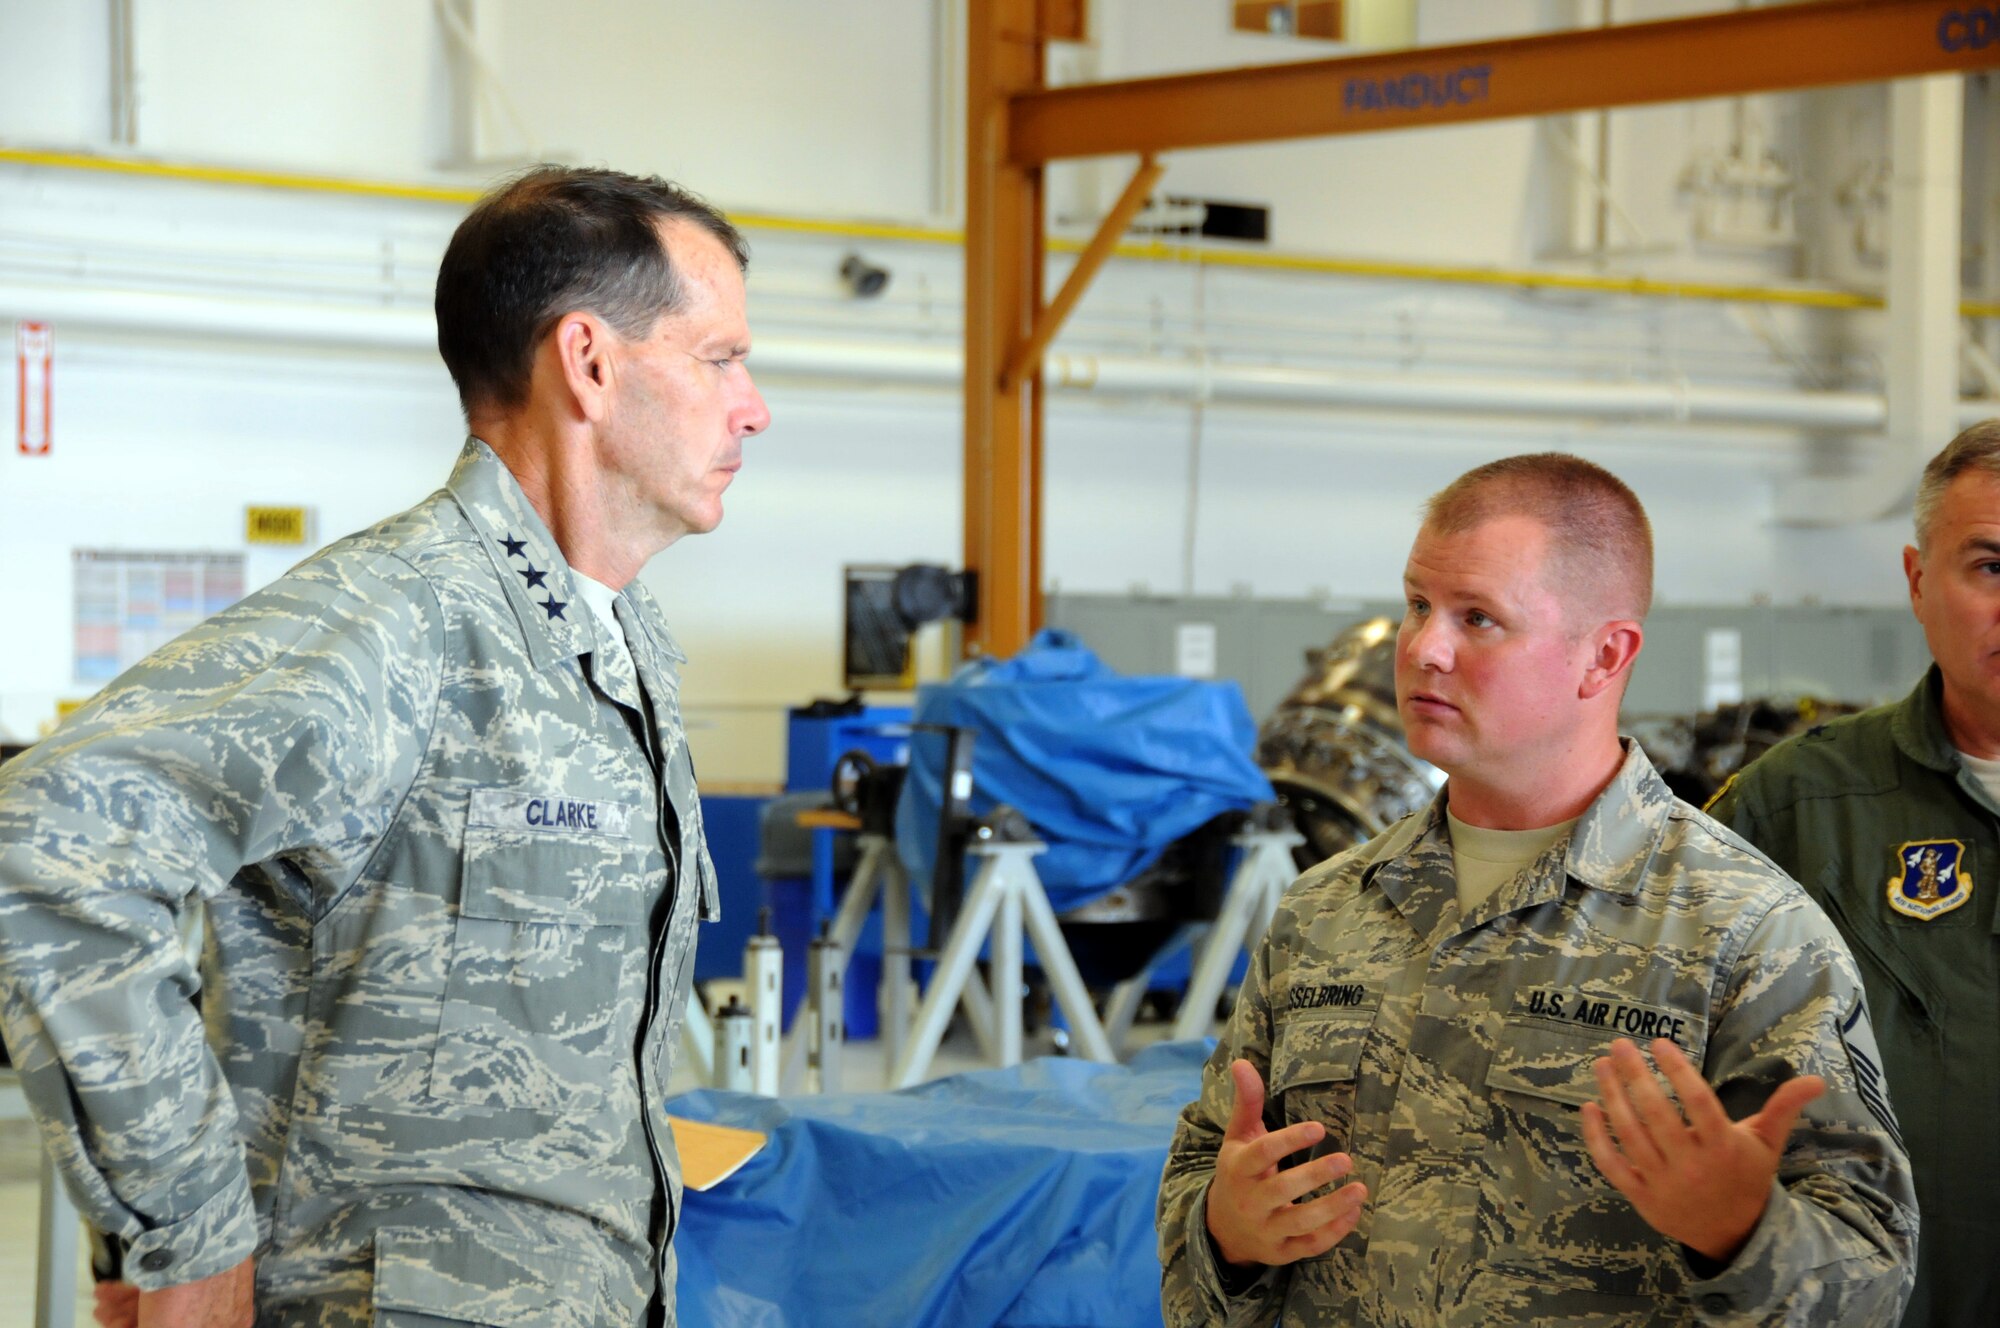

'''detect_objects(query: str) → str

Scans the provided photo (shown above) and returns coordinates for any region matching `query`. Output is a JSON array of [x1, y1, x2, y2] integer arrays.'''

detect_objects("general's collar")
[[446, 437, 589, 671], [621, 578, 687, 665]]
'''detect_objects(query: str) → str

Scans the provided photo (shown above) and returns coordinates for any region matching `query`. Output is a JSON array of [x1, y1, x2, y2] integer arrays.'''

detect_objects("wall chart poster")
[[74, 550, 245, 682]]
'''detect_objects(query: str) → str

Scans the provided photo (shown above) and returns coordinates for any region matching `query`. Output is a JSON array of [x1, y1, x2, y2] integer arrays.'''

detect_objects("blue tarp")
[[894, 630, 1274, 915], [671, 1041, 1208, 1328]]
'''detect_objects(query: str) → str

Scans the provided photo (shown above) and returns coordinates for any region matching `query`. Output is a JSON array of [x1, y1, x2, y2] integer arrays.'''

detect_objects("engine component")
[[1640, 695, 1862, 807], [1255, 617, 1443, 869]]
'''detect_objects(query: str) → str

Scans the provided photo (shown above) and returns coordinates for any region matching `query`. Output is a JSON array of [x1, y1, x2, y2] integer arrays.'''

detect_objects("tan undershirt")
[[1447, 810, 1579, 917]]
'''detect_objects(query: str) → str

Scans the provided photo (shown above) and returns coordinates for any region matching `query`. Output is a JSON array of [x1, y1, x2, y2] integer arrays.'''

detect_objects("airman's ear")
[[1579, 621, 1644, 701]]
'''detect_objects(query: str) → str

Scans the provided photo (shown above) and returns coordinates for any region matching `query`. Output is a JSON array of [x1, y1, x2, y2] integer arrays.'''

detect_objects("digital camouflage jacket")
[[0, 439, 717, 1326], [1160, 743, 1916, 1328]]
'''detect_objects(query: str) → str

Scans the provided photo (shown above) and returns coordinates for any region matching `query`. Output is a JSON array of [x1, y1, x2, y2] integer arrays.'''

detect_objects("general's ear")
[[1903, 545, 1924, 619], [548, 312, 616, 423], [1579, 621, 1644, 700]]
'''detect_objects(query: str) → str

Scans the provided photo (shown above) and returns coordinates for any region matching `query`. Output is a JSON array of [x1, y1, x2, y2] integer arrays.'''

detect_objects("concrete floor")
[[0, 1014, 1111, 1328]]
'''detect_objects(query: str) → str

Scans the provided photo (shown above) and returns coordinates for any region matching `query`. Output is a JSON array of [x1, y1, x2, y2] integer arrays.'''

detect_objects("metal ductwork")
[[1254, 617, 1442, 869]]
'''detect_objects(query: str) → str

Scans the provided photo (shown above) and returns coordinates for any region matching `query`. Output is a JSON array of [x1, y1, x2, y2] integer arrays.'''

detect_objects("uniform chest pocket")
[[1271, 1011, 1373, 1163], [428, 791, 657, 1116], [1269, 1008, 1374, 1263], [1481, 1018, 1688, 1298]]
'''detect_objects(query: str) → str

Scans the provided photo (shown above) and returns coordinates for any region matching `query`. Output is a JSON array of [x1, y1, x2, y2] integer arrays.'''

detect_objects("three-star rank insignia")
[[501, 533, 567, 622], [1886, 838, 1973, 921]]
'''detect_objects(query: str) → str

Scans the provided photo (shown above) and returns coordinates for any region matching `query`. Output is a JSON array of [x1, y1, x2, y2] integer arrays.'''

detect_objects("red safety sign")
[[17, 320, 52, 455]]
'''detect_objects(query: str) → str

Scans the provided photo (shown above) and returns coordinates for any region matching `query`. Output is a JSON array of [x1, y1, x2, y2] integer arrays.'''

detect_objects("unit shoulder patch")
[[1885, 838, 1972, 921]]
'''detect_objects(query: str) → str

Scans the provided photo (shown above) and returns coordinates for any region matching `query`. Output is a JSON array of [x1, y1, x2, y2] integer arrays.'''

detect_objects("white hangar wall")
[[0, 0, 1992, 780]]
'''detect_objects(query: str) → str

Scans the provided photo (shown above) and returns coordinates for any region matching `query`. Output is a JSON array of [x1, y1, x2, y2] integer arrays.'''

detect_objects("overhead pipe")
[[1, 280, 1992, 432], [6, 147, 1999, 319], [0, 283, 436, 352]]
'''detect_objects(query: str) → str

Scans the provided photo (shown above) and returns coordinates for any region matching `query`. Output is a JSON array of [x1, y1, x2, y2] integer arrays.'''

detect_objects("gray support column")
[[1780, 75, 1963, 523]]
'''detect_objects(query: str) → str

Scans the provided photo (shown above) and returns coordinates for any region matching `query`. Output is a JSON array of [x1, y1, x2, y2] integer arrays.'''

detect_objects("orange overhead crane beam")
[[1009, 1, 2000, 163], [966, 0, 2000, 659]]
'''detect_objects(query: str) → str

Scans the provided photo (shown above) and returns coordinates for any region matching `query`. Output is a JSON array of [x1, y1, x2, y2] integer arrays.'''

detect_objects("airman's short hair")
[[1422, 453, 1653, 624]]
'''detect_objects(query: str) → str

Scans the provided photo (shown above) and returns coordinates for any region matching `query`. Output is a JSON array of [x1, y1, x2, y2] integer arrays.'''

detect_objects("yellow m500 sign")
[[245, 506, 310, 545]]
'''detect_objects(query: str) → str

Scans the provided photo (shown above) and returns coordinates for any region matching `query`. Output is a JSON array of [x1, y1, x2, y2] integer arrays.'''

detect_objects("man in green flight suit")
[[1708, 418, 2000, 1327], [0, 166, 769, 1326], [1160, 453, 1916, 1326]]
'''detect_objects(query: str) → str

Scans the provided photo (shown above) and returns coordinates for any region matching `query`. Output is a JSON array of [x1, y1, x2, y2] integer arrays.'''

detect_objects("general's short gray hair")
[[435, 166, 749, 415], [1914, 419, 2000, 551]]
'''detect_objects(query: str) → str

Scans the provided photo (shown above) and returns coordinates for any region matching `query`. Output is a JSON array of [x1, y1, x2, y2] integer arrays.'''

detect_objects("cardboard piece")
[[668, 1115, 767, 1192]]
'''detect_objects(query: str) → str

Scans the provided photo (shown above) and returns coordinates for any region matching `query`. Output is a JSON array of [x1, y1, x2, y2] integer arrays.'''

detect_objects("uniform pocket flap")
[[1489, 994, 1707, 1107], [1270, 1009, 1373, 1095], [461, 788, 647, 926], [372, 1227, 588, 1328], [1486, 1020, 1606, 1108]]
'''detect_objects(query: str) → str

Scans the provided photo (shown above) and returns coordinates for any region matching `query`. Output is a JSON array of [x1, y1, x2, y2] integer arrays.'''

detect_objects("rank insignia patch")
[[1886, 838, 1972, 921]]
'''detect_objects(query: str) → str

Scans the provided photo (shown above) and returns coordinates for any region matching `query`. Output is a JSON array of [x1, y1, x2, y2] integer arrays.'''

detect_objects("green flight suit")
[[1708, 667, 1998, 1328]]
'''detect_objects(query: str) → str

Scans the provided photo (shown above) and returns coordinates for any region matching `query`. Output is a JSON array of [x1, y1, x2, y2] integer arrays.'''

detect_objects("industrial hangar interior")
[[1, 2, 1997, 1326]]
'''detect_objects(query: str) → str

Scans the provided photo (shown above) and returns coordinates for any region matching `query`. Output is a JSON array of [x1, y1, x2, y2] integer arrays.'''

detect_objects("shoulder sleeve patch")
[[1701, 772, 1740, 814], [1840, 1000, 1905, 1151]]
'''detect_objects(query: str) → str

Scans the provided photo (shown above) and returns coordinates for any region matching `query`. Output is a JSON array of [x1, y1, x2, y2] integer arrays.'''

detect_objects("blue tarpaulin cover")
[[671, 1041, 1207, 1328], [894, 630, 1274, 915]]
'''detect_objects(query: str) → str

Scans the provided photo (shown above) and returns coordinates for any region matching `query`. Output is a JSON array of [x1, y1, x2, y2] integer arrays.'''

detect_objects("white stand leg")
[[956, 965, 1000, 1064], [782, 835, 896, 1093], [889, 850, 1008, 1088], [1171, 828, 1302, 1041], [890, 838, 1118, 1087], [745, 932, 783, 1096], [1102, 922, 1205, 1055], [993, 861, 1023, 1067], [680, 989, 714, 1085], [806, 933, 845, 1094], [1020, 874, 1116, 1063], [880, 849, 912, 1072]]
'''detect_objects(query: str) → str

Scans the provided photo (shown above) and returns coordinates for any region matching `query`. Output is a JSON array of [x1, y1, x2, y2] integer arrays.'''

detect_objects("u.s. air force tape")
[[1519, 987, 1697, 1049], [468, 788, 637, 839]]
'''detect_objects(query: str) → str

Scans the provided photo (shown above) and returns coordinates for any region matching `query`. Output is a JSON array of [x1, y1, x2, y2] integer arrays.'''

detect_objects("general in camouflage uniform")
[[1160, 454, 1916, 1327], [0, 167, 770, 1327]]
